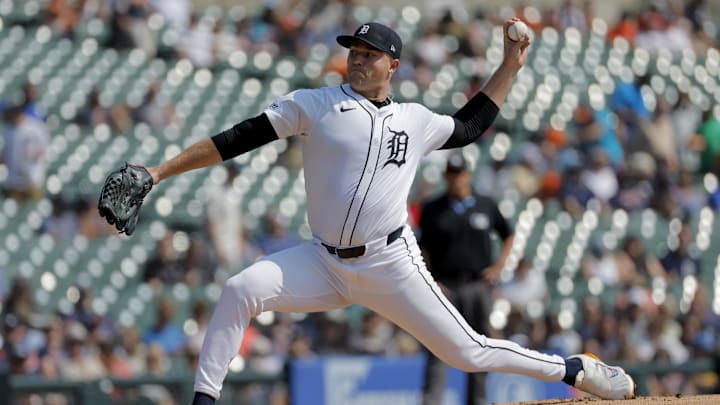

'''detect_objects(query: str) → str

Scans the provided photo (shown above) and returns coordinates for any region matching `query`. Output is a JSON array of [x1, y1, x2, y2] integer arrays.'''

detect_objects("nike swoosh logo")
[[340, 106, 356, 112]]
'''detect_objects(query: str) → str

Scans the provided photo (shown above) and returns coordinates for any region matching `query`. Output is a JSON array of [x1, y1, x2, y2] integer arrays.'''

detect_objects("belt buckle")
[[337, 246, 365, 259], [322, 243, 365, 258]]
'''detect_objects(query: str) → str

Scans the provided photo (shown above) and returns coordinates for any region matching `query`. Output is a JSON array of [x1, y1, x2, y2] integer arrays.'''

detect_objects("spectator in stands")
[[120, 326, 147, 376], [681, 312, 708, 357], [708, 179, 720, 210], [38, 316, 65, 376], [109, 0, 157, 57], [67, 288, 106, 334], [578, 295, 605, 342], [574, 104, 624, 169], [98, 339, 133, 378], [139, 344, 175, 405], [108, 102, 135, 134], [4, 319, 31, 376], [212, 18, 240, 65], [660, 222, 702, 281], [596, 312, 627, 361], [2, 277, 37, 325], [545, 314, 582, 358], [580, 147, 619, 212], [635, 3, 692, 54], [143, 297, 186, 356], [496, 257, 549, 312], [42, 195, 80, 240], [348, 311, 395, 355], [581, 237, 635, 287], [671, 92, 703, 170], [671, 169, 706, 214], [3, 313, 46, 376], [78, 89, 117, 132], [246, 5, 280, 48], [559, 164, 594, 217], [314, 312, 350, 355], [635, 312, 688, 365], [143, 233, 184, 283], [640, 95, 679, 171], [464, 8, 493, 58], [186, 300, 211, 354], [680, 286, 719, 364], [419, 154, 514, 405], [184, 345, 200, 374], [410, 58, 435, 90], [177, 13, 218, 69], [612, 73, 651, 151], [511, 143, 544, 198], [181, 237, 217, 286], [253, 211, 301, 256], [60, 322, 105, 381], [107, 3, 138, 49], [272, 1, 306, 55], [20, 82, 47, 122], [47, 0, 82, 38], [76, 88, 111, 128], [653, 164, 684, 218], [607, 11, 639, 46], [615, 235, 666, 285], [133, 80, 176, 129], [414, 21, 449, 67], [150, 0, 191, 31], [550, 0, 589, 33], [685, 0, 710, 33], [474, 157, 514, 200], [1, 106, 50, 203], [613, 151, 657, 211], [206, 163, 245, 270], [693, 107, 720, 175]]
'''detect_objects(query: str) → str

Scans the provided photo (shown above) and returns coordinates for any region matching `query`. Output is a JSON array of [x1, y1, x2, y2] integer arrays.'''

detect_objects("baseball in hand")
[[507, 20, 530, 42]]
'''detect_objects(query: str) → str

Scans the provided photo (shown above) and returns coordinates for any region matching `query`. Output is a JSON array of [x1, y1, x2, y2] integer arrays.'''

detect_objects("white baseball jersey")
[[194, 83, 569, 400], [263, 83, 454, 247]]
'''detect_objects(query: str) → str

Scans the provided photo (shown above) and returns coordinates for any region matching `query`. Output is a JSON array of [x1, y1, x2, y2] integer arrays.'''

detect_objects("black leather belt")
[[322, 226, 404, 259]]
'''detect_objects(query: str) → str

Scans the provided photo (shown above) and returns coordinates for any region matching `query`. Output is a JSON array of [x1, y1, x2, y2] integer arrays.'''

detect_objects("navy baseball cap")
[[337, 22, 402, 59], [446, 154, 469, 172]]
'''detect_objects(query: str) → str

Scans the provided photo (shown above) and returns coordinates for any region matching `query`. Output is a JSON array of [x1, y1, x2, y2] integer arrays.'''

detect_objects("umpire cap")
[[337, 22, 402, 59], [446, 154, 469, 173]]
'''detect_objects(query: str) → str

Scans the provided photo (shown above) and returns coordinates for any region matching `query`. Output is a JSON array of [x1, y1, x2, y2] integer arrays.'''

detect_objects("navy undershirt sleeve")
[[210, 113, 279, 161], [440, 91, 499, 149]]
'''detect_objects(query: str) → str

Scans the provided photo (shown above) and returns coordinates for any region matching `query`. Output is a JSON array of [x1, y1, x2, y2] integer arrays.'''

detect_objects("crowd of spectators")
[[1, 0, 720, 403]]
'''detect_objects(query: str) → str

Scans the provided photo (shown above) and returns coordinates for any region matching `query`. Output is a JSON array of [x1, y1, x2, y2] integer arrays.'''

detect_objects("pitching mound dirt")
[[500, 394, 720, 404]]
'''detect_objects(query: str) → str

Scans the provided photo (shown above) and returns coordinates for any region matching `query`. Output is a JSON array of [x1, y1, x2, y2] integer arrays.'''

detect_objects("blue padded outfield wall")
[[291, 355, 572, 405]]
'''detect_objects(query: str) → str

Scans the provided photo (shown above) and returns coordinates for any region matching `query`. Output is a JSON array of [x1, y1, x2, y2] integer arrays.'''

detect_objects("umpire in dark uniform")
[[420, 153, 514, 405]]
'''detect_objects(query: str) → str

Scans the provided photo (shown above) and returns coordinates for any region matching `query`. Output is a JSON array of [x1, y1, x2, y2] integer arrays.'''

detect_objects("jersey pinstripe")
[[263, 83, 455, 247]]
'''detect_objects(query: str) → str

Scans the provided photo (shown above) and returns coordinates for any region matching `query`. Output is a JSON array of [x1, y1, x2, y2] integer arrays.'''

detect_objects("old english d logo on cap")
[[336, 22, 403, 59]]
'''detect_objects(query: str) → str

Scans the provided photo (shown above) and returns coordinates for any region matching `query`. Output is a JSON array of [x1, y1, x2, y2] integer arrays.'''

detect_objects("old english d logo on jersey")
[[384, 128, 408, 168]]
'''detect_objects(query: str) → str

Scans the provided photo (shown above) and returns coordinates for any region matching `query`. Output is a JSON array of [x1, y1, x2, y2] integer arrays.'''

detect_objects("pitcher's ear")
[[390, 59, 400, 73]]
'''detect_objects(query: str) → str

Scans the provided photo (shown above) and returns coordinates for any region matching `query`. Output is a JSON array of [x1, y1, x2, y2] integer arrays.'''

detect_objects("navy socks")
[[562, 357, 583, 386], [192, 392, 216, 405]]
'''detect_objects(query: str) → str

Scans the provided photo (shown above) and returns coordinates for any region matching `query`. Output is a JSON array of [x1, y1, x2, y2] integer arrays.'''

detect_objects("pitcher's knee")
[[441, 357, 479, 373], [223, 264, 278, 305], [432, 347, 490, 373]]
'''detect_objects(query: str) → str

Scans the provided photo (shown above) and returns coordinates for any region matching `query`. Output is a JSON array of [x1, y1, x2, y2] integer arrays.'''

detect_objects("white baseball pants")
[[194, 225, 566, 398]]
